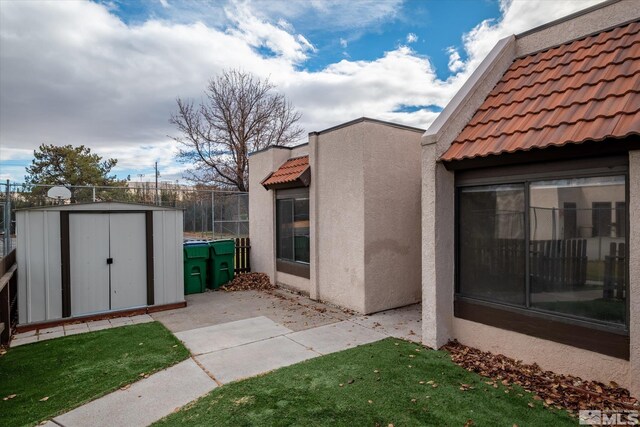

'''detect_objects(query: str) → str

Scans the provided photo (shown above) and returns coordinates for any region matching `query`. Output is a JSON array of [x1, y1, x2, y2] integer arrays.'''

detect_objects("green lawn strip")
[[0, 321, 190, 427], [155, 338, 573, 427]]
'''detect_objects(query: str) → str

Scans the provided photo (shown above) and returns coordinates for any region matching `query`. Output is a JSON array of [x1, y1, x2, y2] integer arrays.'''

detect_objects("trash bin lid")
[[209, 239, 235, 255], [184, 243, 209, 259]]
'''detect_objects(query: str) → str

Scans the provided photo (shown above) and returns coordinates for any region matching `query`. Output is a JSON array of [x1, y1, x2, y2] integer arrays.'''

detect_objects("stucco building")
[[422, 0, 639, 395], [249, 118, 424, 314]]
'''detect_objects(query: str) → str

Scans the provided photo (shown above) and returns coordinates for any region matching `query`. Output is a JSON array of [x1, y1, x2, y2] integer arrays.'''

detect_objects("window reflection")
[[529, 176, 626, 325], [459, 184, 526, 305]]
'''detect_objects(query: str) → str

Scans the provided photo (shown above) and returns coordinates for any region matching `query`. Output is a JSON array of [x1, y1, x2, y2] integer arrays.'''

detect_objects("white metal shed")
[[16, 202, 184, 325]]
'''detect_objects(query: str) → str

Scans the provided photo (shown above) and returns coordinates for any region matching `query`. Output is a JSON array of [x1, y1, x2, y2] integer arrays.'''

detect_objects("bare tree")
[[170, 70, 304, 191]]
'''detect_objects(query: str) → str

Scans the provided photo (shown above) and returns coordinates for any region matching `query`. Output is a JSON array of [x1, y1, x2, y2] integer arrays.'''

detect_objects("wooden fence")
[[0, 249, 18, 345], [530, 239, 587, 291], [234, 237, 251, 274], [603, 242, 625, 299]]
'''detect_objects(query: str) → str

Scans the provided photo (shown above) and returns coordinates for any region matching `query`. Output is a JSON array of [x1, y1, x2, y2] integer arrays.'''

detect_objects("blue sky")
[[0, 0, 602, 184]]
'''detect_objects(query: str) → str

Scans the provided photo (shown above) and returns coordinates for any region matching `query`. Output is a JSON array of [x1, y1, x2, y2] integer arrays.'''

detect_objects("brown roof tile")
[[261, 155, 310, 189], [442, 20, 640, 162]]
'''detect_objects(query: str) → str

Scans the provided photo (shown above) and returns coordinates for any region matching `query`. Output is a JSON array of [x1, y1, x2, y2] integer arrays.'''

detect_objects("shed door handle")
[[107, 258, 113, 265]]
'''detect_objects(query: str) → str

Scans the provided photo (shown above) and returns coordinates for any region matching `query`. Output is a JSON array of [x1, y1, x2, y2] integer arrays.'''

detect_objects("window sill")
[[276, 259, 310, 279], [454, 297, 629, 360]]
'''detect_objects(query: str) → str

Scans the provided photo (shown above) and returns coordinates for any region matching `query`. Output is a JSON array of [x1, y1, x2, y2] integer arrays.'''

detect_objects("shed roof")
[[261, 155, 310, 190], [16, 201, 183, 212], [441, 19, 640, 162]]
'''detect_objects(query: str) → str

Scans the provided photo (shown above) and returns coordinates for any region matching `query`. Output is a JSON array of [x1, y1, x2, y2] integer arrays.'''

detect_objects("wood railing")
[[234, 237, 251, 274], [0, 249, 18, 345]]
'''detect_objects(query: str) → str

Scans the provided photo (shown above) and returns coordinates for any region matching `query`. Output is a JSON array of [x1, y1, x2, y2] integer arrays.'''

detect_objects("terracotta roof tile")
[[261, 155, 310, 188], [442, 20, 640, 162]]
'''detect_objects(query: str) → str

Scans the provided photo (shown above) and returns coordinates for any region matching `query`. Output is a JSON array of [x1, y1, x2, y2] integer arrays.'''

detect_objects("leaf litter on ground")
[[443, 340, 639, 414]]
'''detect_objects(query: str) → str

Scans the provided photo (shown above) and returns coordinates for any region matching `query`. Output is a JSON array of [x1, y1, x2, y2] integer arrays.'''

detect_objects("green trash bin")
[[208, 239, 235, 289], [183, 243, 209, 295]]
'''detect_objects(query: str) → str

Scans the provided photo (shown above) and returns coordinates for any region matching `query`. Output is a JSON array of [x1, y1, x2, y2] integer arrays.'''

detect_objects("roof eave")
[[422, 35, 517, 152]]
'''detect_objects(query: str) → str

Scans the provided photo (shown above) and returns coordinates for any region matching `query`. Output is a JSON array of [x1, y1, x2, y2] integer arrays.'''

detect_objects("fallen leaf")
[[348, 379, 354, 384], [368, 400, 373, 404], [39, 397, 49, 402], [374, 370, 379, 373], [409, 355, 415, 358], [3, 394, 17, 401], [528, 403, 535, 408], [464, 419, 474, 427], [419, 381, 425, 385], [339, 384, 344, 387], [411, 398, 417, 403]]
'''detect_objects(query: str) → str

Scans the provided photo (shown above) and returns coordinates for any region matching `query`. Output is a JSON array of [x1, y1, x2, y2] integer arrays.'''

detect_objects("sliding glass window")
[[276, 192, 310, 264], [458, 174, 627, 328]]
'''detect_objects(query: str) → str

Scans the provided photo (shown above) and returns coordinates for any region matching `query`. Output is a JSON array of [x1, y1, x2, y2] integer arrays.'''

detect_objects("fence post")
[[92, 186, 96, 202], [211, 191, 215, 240], [3, 180, 10, 257]]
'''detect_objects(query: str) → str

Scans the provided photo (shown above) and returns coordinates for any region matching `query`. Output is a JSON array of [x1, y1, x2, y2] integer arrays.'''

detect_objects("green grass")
[[155, 338, 574, 427], [0, 322, 190, 427]]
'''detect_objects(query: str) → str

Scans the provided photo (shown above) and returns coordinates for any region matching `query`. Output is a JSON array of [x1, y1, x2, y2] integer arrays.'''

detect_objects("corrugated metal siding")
[[153, 210, 184, 305], [17, 204, 184, 324], [17, 211, 63, 324], [442, 20, 640, 161]]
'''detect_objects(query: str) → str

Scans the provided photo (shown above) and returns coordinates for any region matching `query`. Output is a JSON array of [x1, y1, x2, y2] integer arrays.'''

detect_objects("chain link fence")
[[0, 181, 249, 257]]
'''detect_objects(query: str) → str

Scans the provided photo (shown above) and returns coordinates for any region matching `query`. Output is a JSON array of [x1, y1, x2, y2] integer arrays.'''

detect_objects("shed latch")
[[106, 258, 113, 265]]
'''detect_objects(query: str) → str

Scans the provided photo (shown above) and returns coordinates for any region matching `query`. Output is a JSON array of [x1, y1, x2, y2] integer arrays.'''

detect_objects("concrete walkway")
[[47, 300, 421, 427], [11, 314, 155, 347]]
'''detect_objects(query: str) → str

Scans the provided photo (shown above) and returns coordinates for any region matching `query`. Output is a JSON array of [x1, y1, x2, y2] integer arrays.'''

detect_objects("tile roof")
[[441, 20, 640, 162], [261, 155, 310, 189]]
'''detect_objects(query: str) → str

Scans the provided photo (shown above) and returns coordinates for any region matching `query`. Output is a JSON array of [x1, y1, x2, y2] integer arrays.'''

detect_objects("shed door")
[[69, 212, 148, 316], [109, 213, 147, 310], [70, 214, 111, 316]]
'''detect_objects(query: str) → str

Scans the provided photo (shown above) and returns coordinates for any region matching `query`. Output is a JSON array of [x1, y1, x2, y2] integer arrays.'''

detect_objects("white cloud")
[[339, 38, 348, 48], [406, 32, 418, 43], [446, 47, 464, 72], [0, 0, 607, 181]]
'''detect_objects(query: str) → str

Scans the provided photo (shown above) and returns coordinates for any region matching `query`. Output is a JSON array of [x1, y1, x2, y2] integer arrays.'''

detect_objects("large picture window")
[[276, 191, 310, 264], [458, 174, 627, 329]]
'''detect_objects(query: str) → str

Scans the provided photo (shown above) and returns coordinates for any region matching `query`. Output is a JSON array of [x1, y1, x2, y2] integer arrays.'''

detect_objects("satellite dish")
[[47, 186, 72, 200]]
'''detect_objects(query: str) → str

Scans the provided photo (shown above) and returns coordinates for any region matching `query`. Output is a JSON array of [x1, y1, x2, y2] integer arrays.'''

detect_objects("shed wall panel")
[[17, 211, 63, 323], [153, 210, 184, 305]]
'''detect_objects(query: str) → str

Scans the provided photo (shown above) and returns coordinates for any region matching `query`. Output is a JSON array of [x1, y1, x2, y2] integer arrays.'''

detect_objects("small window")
[[276, 192, 309, 264], [592, 202, 612, 237]]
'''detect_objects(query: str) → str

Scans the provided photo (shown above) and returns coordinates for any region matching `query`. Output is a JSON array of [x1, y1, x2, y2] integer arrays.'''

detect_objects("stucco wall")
[[628, 149, 640, 396], [363, 122, 422, 313], [275, 271, 310, 295], [315, 124, 366, 312], [248, 147, 291, 283]]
